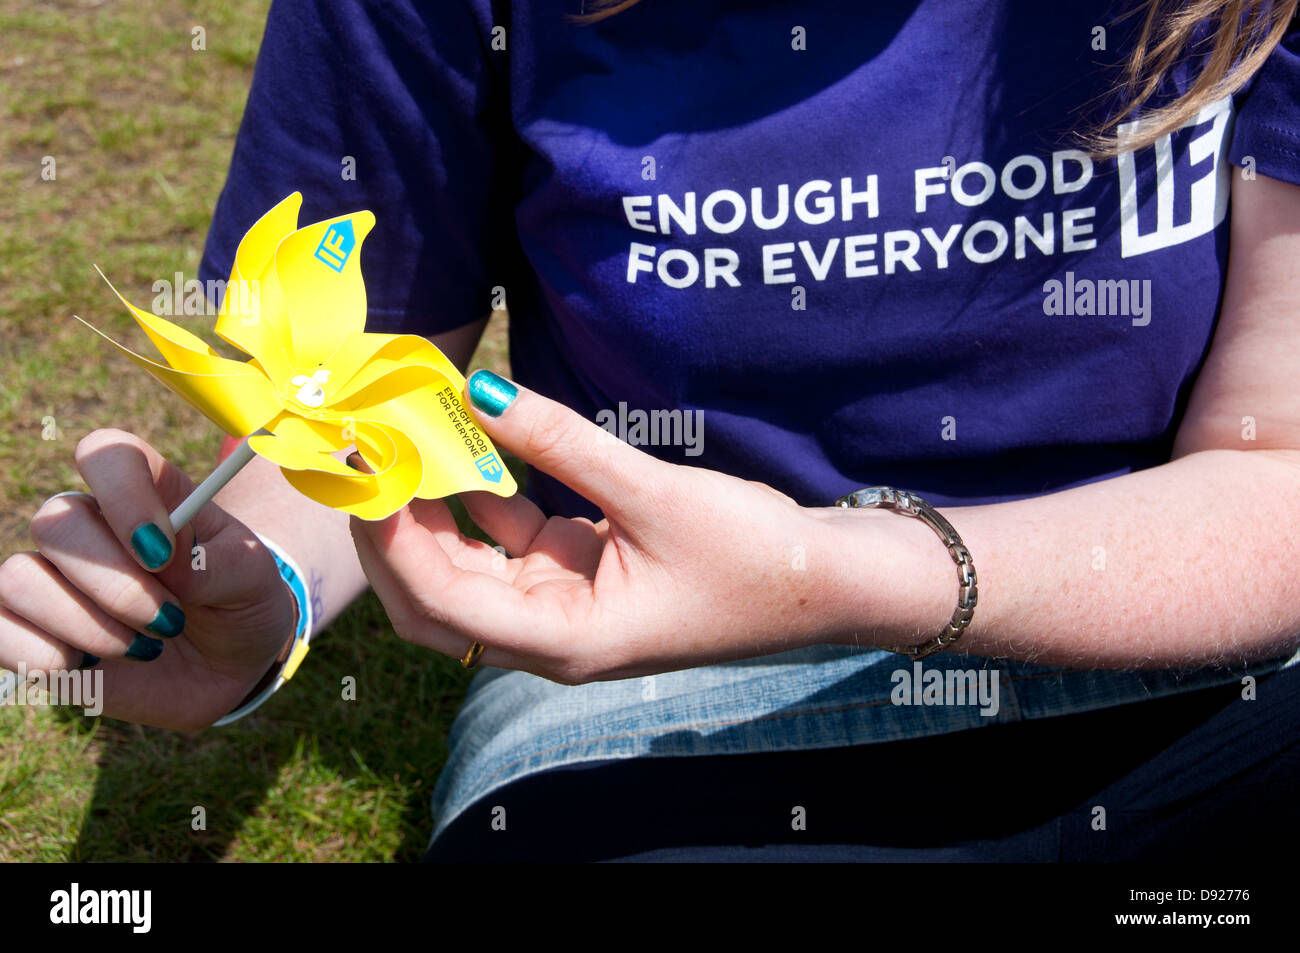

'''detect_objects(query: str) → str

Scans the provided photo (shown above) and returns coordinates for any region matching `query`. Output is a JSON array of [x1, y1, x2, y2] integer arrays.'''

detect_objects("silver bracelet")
[[835, 486, 978, 660]]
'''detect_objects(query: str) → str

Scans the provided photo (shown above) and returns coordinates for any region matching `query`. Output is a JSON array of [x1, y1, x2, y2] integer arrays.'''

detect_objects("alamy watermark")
[[151, 272, 260, 324], [1042, 270, 1151, 326], [50, 883, 150, 933], [890, 661, 1000, 717], [595, 401, 704, 457], [1, 663, 103, 716]]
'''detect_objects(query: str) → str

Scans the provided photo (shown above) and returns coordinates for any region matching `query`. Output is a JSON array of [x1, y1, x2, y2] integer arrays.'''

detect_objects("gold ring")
[[461, 641, 485, 670]]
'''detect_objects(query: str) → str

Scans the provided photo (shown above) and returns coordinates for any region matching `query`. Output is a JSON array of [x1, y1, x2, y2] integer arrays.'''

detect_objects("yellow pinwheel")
[[76, 192, 517, 520]]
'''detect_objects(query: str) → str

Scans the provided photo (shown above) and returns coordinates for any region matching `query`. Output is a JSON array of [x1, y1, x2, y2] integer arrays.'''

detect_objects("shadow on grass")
[[52, 459, 526, 862]]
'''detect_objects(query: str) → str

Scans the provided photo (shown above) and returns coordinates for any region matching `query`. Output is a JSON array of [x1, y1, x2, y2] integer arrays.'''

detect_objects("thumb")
[[463, 369, 669, 519]]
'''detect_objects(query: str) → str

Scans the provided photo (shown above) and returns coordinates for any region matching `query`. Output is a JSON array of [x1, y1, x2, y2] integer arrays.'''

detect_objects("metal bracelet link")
[[834, 486, 979, 660]]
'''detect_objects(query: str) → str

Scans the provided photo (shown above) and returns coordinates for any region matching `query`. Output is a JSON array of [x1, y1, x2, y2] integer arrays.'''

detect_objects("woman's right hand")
[[0, 429, 297, 730]]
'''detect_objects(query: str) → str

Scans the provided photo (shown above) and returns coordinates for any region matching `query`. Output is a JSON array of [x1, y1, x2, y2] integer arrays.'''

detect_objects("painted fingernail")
[[125, 633, 164, 662], [467, 369, 517, 417], [146, 602, 185, 639], [131, 523, 172, 569], [78, 653, 100, 670]]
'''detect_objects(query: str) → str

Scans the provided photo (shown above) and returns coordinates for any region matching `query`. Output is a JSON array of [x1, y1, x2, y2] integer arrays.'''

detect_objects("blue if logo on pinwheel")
[[475, 452, 505, 483], [314, 219, 355, 271]]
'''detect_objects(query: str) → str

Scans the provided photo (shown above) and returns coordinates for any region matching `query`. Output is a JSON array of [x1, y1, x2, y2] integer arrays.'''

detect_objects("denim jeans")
[[427, 642, 1299, 848]]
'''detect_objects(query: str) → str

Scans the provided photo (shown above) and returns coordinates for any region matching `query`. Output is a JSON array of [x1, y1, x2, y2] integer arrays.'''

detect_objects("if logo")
[[475, 452, 504, 483], [314, 219, 356, 271], [1116, 95, 1233, 258]]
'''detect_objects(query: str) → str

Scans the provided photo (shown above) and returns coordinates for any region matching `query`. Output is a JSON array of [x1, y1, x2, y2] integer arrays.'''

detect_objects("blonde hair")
[[570, 0, 1298, 157], [1084, 0, 1297, 156]]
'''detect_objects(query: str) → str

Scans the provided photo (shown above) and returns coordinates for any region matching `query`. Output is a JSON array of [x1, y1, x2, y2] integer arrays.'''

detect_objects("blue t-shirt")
[[200, 0, 1300, 523]]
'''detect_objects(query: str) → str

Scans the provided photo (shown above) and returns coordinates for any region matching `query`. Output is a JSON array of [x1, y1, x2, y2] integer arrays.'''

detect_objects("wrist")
[[230, 574, 299, 712], [211, 532, 315, 727], [820, 503, 958, 651]]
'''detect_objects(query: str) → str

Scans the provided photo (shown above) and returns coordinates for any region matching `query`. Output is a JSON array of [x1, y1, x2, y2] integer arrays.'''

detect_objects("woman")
[[3, 0, 1298, 861]]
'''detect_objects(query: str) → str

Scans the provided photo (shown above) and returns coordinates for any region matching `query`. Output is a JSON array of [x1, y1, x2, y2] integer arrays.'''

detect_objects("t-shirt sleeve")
[[198, 0, 514, 335], [1229, 14, 1300, 186]]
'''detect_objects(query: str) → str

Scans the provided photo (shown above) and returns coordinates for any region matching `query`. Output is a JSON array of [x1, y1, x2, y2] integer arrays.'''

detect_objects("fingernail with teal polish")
[[146, 602, 185, 639], [126, 633, 164, 662], [78, 653, 100, 670], [131, 523, 172, 569], [467, 370, 517, 417]]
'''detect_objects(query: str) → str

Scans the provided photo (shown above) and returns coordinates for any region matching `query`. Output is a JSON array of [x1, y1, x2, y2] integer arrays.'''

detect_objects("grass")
[[0, 0, 512, 861]]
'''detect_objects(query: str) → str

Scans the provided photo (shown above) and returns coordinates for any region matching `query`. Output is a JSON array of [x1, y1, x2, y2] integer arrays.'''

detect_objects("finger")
[[349, 515, 471, 655], [0, 552, 163, 662], [523, 515, 605, 575], [29, 494, 186, 640], [74, 428, 209, 572], [0, 605, 102, 674], [457, 489, 547, 556], [463, 370, 672, 520], [349, 513, 527, 669], [350, 505, 549, 655], [403, 498, 509, 575], [348, 452, 503, 574]]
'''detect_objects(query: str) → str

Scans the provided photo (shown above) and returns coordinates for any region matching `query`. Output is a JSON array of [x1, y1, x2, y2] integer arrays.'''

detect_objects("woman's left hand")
[[349, 372, 944, 683]]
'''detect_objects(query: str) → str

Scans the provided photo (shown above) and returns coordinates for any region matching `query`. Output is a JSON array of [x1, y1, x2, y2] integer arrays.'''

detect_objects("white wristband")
[[211, 532, 315, 727]]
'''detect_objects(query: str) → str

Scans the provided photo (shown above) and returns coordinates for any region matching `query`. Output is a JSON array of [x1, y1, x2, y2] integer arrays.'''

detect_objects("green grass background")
[[0, 0, 513, 861]]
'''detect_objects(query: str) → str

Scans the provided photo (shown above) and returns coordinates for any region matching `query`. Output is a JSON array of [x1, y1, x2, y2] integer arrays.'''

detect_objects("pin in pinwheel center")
[[289, 368, 331, 408]]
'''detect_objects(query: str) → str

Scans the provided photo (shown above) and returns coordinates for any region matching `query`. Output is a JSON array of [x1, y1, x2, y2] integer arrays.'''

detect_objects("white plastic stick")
[[167, 429, 269, 534]]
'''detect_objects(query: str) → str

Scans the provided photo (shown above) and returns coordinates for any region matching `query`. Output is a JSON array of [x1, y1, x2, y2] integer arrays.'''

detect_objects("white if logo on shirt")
[[1117, 95, 1234, 258]]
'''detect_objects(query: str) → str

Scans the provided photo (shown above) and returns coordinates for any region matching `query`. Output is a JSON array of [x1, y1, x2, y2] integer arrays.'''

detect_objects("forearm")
[[213, 452, 368, 637], [830, 449, 1300, 669]]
